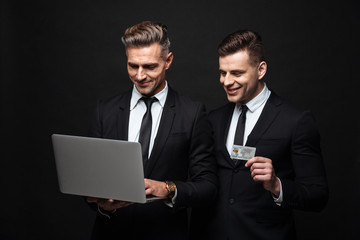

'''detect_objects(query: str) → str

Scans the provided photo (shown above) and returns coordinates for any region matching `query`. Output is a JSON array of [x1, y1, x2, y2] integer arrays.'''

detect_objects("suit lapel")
[[144, 88, 176, 177], [217, 103, 237, 167], [222, 103, 235, 143], [246, 92, 282, 147], [117, 90, 132, 141]]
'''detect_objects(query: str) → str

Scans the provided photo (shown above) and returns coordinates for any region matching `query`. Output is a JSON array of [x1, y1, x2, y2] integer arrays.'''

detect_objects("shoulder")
[[209, 103, 235, 115], [271, 91, 310, 112], [268, 91, 318, 126], [97, 90, 132, 109], [168, 87, 205, 111], [208, 103, 235, 121]]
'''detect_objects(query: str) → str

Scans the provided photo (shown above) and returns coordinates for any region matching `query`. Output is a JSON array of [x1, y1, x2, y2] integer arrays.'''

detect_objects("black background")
[[1, 0, 359, 239]]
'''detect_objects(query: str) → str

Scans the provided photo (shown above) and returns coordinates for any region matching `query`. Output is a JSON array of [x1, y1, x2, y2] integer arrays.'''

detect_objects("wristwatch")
[[165, 181, 176, 199]]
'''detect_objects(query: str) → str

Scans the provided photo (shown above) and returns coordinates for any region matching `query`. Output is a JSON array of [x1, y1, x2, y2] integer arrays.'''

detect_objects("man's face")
[[126, 43, 173, 97], [219, 50, 266, 104]]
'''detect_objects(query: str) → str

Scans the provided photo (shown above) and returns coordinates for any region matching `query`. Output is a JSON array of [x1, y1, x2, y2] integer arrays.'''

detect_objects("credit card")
[[231, 145, 256, 160]]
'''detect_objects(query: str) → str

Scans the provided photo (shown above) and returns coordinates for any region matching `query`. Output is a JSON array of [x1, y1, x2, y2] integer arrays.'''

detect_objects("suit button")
[[233, 168, 239, 173], [229, 198, 235, 204]]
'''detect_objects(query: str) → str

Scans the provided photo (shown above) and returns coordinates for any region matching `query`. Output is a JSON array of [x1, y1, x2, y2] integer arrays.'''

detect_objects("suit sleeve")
[[85, 100, 103, 213], [89, 100, 102, 138], [281, 111, 329, 211], [173, 104, 218, 208]]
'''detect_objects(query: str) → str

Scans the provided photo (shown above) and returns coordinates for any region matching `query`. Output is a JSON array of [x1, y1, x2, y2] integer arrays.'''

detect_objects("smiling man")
[[191, 30, 328, 240], [87, 21, 217, 240], [126, 38, 172, 97]]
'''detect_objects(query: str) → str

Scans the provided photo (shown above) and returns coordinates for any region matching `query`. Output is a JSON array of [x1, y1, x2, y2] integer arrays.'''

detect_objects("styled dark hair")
[[121, 21, 170, 58], [217, 30, 265, 66]]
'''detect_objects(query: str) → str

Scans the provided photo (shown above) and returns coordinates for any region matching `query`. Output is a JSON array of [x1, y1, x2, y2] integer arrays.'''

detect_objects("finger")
[[250, 162, 266, 171], [145, 188, 153, 195], [144, 178, 151, 188], [118, 201, 133, 208], [100, 200, 119, 210], [252, 164, 274, 175], [247, 156, 271, 166], [245, 157, 262, 167], [245, 158, 255, 167], [97, 201, 108, 209], [97, 199, 113, 207], [245, 157, 272, 167], [87, 197, 98, 203], [111, 201, 124, 208], [252, 174, 271, 182], [250, 168, 269, 177]]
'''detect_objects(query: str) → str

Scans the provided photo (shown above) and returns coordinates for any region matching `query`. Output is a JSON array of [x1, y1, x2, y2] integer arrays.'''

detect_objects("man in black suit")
[[86, 21, 217, 240], [191, 30, 328, 239]]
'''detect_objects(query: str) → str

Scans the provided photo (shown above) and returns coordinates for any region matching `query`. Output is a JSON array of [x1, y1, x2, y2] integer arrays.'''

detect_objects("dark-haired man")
[[87, 21, 217, 240], [191, 30, 328, 239]]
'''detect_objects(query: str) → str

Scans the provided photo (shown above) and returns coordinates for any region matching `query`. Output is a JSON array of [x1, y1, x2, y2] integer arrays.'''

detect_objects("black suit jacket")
[[191, 92, 328, 240], [89, 87, 217, 240]]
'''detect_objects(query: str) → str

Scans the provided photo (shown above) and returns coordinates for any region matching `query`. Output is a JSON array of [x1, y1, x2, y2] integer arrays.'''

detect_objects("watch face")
[[166, 181, 176, 198]]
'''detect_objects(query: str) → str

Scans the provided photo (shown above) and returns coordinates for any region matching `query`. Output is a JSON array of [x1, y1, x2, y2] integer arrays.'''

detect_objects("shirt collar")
[[130, 81, 168, 110], [236, 84, 271, 113]]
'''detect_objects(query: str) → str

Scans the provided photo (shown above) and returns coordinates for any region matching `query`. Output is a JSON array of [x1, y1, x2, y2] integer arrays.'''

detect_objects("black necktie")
[[234, 105, 248, 146], [138, 97, 157, 164]]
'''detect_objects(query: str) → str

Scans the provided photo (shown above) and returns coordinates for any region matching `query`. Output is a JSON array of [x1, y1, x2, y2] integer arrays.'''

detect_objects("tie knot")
[[141, 97, 158, 109], [241, 104, 248, 113]]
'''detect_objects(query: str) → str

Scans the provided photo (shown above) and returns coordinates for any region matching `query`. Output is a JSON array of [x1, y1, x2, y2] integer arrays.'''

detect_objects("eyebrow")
[[143, 63, 158, 68], [218, 69, 246, 74], [230, 70, 246, 74], [128, 62, 158, 68]]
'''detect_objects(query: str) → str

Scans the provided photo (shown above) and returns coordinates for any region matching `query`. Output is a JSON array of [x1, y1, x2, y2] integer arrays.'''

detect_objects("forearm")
[[281, 177, 328, 211]]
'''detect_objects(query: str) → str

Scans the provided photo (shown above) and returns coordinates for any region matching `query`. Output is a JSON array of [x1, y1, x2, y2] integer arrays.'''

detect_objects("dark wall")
[[1, 0, 359, 239]]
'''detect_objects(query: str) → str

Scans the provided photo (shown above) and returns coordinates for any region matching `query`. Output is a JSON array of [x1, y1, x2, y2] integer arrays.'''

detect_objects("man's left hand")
[[87, 197, 133, 211], [245, 156, 280, 197]]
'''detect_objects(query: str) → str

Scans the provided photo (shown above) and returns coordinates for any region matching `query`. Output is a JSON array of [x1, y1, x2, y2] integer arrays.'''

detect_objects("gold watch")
[[165, 181, 176, 199]]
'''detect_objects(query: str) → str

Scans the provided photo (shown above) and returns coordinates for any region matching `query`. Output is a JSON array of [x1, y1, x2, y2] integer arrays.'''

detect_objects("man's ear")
[[258, 61, 267, 80], [165, 52, 173, 69]]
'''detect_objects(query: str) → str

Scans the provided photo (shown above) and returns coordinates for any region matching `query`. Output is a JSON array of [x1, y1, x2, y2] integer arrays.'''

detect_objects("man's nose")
[[222, 74, 234, 86], [136, 68, 146, 80]]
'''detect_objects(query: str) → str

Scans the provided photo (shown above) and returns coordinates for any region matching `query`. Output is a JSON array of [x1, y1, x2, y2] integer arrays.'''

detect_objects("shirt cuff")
[[164, 188, 177, 208], [272, 177, 283, 206]]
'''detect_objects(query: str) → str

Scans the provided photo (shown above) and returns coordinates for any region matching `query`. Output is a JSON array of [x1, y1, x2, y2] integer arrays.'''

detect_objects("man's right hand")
[[87, 197, 133, 211]]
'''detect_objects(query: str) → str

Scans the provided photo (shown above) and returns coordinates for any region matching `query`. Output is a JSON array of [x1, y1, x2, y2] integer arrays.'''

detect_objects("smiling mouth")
[[226, 87, 241, 95], [136, 80, 152, 87]]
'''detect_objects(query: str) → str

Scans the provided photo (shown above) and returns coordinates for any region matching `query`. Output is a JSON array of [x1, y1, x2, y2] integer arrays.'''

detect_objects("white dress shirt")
[[128, 81, 177, 205], [98, 81, 175, 218], [128, 82, 168, 158], [225, 84, 283, 205], [226, 85, 271, 153]]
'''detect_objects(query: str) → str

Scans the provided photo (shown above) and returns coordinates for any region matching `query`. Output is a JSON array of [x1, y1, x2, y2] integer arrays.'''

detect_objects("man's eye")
[[145, 65, 157, 70], [129, 64, 138, 69], [232, 72, 242, 77]]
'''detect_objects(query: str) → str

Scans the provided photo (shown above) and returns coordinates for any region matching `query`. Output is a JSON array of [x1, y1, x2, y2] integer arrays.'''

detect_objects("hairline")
[[219, 49, 261, 67], [124, 42, 170, 60]]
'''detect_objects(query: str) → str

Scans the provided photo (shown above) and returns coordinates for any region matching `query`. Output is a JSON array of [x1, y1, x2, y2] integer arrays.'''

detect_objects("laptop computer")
[[51, 134, 164, 203]]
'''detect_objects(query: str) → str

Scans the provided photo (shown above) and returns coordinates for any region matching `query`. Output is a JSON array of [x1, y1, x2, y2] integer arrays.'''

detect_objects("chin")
[[135, 86, 151, 95], [227, 95, 240, 103], [140, 91, 153, 97]]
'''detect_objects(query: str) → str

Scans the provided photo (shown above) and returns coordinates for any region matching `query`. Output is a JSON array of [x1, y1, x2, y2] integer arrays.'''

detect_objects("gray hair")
[[121, 21, 171, 58]]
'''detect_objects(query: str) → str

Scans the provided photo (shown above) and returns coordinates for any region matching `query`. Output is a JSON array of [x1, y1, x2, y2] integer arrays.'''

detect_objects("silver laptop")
[[52, 134, 163, 203]]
